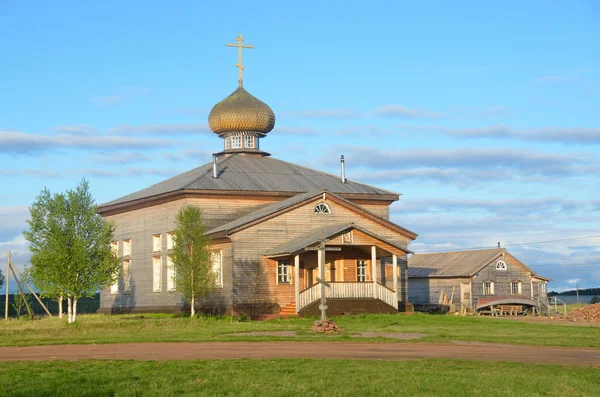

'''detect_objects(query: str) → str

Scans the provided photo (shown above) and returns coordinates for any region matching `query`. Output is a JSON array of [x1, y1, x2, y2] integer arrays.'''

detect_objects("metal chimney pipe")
[[340, 155, 346, 183], [212, 154, 218, 179]]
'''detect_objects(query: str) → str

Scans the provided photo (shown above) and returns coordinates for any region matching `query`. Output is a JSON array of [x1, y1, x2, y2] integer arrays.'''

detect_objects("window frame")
[[212, 250, 223, 288], [244, 135, 254, 148], [231, 135, 242, 149], [224, 137, 231, 150], [510, 280, 522, 295], [495, 260, 507, 271], [483, 280, 494, 295], [152, 234, 162, 253], [357, 260, 367, 282], [167, 255, 176, 292], [152, 255, 162, 292], [314, 202, 331, 215], [277, 259, 291, 284]]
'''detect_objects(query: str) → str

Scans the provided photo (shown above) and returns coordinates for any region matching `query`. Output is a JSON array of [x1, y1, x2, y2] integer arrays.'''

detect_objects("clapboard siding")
[[231, 197, 411, 308], [472, 255, 534, 302], [100, 196, 276, 313], [408, 278, 466, 305]]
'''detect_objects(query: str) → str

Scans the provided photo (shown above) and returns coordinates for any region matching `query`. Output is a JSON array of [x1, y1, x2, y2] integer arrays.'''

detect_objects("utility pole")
[[4, 251, 9, 320], [576, 281, 580, 304]]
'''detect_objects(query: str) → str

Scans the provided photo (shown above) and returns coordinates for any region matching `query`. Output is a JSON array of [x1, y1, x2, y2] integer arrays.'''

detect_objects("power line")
[[416, 234, 600, 254]]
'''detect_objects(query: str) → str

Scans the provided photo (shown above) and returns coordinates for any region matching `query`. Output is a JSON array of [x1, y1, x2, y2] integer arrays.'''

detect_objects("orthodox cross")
[[226, 34, 254, 87], [305, 240, 341, 320]]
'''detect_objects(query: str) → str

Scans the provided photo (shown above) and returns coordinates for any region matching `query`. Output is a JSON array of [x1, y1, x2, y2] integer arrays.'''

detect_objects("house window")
[[166, 232, 174, 250], [483, 281, 494, 295], [153, 256, 162, 292], [110, 241, 119, 294], [314, 203, 331, 214], [357, 260, 367, 282], [496, 260, 507, 271], [123, 259, 131, 294], [167, 255, 176, 291], [540, 282, 547, 293], [511, 280, 521, 295], [123, 239, 131, 257], [231, 135, 242, 148], [278, 260, 290, 284], [244, 135, 254, 148], [224, 137, 230, 150], [152, 234, 162, 253], [212, 250, 223, 288]]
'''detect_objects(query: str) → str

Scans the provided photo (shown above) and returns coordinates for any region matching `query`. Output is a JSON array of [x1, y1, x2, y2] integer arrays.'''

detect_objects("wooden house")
[[408, 249, 551, 314], [97, 37, 418, 317]]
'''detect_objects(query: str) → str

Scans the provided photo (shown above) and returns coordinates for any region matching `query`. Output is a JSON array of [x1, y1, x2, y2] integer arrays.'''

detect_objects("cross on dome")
[[226, 34, 254, 87]]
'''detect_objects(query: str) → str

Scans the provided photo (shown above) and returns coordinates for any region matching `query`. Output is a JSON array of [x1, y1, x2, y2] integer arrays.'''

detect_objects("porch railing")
[[297, 282, 398, 311]]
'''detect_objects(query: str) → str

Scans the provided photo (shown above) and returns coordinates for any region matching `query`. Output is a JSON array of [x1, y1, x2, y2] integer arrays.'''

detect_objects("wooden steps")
[[253, 300, 298, 321]]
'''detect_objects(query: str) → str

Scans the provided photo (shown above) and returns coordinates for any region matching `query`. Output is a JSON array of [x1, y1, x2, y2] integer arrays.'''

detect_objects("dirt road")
[[1, 342, 599, 365]]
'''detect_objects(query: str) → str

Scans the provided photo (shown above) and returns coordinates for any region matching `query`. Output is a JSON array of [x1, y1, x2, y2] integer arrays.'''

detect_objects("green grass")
[[1, 313, 599, 348], [1, 359, 598, 396]]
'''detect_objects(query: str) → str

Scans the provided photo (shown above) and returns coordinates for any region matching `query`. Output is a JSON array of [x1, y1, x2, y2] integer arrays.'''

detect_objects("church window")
[[277, 259, 290, 284], [212, 250, 223, 288], [152, 234, 162, 253], [314, 203, 331, 215], [483, 281, 494, 295], [511, 280, 521, 295], [244, 135, 254, 148], [123, 239, 131, 257], [153, 256, 162, 292], [123, 259, 131, 294], [110, 241, 119, 294], [167, 232, 174, 250], [224, 137, 231, 150], [231, 135, 242, 148], [167, 255, 176, 292], [357, 260, 367, 282], [495, 260, 507, 271]]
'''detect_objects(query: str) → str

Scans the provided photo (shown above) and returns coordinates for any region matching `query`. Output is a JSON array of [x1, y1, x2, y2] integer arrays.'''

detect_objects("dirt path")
[[1, 342, 599, 365]]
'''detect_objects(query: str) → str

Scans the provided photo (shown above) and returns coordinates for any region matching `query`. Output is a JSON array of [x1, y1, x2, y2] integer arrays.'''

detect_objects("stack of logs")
[[312, 319, 340, 333], [562, 303, 600, 322]]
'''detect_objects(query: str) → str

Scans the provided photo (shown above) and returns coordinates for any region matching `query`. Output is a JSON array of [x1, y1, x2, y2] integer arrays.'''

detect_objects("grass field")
[[1, 359, 598, 397], [1, 312, 599, 348]]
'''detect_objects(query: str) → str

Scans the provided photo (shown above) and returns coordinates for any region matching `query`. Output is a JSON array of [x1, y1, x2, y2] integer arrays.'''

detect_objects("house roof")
[[205, 190, 418, 239], [99, 154, 399, 209], [408, 249, 504, 278], [408, 249, 551, 280], [265, 223, 412, 257]]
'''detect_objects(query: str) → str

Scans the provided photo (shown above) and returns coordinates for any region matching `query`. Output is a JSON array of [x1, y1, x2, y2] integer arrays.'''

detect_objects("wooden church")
[[97, 35, 418, 317]]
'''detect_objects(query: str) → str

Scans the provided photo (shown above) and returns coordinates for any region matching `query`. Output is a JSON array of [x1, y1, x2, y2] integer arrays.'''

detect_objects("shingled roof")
[[99, 154, 399, 209], [408, 249, 551, 280], [408, 249, 506, 278]]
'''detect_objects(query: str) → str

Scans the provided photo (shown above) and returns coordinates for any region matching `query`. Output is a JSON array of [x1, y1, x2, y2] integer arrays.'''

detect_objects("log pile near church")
[[562, 303, 600, 322]]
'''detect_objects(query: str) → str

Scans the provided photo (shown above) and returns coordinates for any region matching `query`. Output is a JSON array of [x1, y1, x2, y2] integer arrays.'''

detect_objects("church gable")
[[227, 192, 416, 257]]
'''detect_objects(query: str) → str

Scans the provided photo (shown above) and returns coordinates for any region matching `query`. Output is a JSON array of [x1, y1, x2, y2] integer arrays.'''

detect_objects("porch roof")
[[265, 222, 412, 257]]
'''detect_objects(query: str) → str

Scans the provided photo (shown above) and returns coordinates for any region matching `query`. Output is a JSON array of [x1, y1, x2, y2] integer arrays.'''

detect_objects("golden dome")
[[208, 87, 275, 135]]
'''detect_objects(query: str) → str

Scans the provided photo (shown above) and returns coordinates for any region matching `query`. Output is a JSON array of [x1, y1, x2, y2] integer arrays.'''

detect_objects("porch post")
[[392, 254, 398, 307], [318, 246, 327, 320], [294, 254, 300, 313], [371, 246, 377, 299]]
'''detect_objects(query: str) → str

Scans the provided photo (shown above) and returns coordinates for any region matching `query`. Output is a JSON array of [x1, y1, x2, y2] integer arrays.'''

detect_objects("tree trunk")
[[191, 295, 195, 317], [67, 296, 73, 324], [58, 295, 63, 319], [73, 298, 78, 323]]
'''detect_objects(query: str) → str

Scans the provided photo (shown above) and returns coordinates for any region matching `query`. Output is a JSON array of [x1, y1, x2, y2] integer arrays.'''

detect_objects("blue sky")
[[1, 1, 599, 291]]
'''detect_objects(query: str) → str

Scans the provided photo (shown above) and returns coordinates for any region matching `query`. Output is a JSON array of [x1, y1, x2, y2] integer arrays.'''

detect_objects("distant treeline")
[[548, 287, 600, 296], [0, 293, 100, 318]]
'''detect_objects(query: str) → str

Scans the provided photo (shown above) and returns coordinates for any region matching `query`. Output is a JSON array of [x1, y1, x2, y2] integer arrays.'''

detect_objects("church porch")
[[267, 234, 409, 316]]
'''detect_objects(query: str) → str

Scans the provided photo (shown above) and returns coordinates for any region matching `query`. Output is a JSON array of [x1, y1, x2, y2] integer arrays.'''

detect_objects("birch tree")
[[172, 206, 214, 317], [24, 179, 120, 323]]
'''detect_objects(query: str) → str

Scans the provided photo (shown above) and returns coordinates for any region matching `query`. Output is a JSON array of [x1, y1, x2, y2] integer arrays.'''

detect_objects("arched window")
[[496, 260, 507, 271], [314, 203, 331, 214]]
